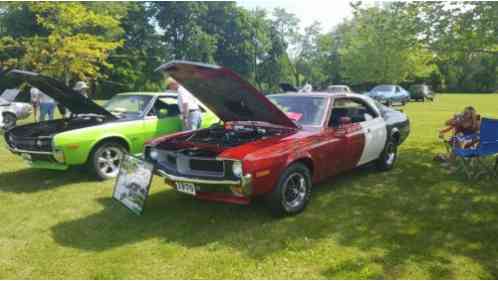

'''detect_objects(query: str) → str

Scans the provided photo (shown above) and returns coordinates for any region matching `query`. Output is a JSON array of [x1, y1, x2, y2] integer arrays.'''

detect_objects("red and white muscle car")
[[145, 61, 410, 215]]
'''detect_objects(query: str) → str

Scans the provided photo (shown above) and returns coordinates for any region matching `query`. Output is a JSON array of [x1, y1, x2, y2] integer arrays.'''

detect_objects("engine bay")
[[8, 115, 107, 138], [186, 123, 287, 148]]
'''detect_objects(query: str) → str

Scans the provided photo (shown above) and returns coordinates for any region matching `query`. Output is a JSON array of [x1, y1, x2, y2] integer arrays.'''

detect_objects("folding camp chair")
[[453, 118, 498, 180]]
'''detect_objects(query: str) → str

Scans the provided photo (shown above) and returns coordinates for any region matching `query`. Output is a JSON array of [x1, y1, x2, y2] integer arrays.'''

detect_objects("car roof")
[[268, 92, 365, 99], [328, 85, 350, 88], [117, 91, 178, 97]]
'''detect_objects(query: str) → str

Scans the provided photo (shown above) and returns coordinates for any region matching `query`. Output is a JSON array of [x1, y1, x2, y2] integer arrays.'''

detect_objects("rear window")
[[373, 85, 394, 92]]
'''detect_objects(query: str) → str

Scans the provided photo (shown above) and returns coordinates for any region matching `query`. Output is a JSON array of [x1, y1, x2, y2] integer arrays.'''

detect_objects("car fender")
[[285, 153, 316, 181], [1, 108, 16, 117], [54, 131, 132, 165], [89, 133, 133, 156]]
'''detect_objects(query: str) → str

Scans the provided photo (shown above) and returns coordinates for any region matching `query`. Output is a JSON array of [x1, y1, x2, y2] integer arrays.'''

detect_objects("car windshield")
[[373, 85, 394, 92], [268, 95, 327, 126], [0, 97, 9, 105], [104, 95, 152, 117]]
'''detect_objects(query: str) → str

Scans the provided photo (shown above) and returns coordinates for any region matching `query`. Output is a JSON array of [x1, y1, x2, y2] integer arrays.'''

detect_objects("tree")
[[406, 2, 498, 92], [18, 2, 125, 85], [339, 3, 435, 85], [99, 2, 167, 97], [154, 2, 216, 63], [293, 21, 326, 87]]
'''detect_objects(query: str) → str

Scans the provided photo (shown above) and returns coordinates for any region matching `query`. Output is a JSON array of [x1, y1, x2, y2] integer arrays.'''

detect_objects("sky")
[[236, 0, 354, 32]]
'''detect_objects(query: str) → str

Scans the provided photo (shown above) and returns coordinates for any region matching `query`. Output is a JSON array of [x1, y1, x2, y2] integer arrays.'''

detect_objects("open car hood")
[[5, 70, 115, 118], [156, 61, 297, 128]]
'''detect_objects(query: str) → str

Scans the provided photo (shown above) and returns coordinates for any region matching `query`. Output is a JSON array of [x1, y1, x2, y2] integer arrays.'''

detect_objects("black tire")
[[88, 141, 127, 180], [265, 163, 312, 216], [376, 137, 398, 171], [386, 100, 393, 107], [2, 112, 17, 129], [401, 100, 406, 106]]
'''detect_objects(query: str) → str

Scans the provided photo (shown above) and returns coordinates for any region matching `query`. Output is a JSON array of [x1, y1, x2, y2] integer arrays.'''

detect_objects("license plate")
[[21, 153, 32, 161], [175, 182, 196, 196]]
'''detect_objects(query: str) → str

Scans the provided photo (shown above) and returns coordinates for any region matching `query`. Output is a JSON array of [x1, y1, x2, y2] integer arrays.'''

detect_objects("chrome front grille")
[[6, 133, 52, 152], [154, 149, 226, 178]]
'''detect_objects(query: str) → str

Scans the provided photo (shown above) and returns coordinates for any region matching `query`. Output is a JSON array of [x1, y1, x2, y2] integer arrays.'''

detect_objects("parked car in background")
[[326, 85, 352, 93], [409, 84, 434, 101], [0, 97, 32, 129], [146, 61, 410, 215], [366, 85, 410, 106], [3, 70, 218, 180], [0, 89, 33, 129]]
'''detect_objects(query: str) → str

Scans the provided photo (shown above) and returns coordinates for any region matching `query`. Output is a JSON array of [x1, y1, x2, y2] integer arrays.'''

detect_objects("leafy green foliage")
[[0, 2, 496, 94]]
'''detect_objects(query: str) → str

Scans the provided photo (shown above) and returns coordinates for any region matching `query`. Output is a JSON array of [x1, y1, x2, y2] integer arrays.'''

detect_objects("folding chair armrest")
[[455, 133, 479, 142]]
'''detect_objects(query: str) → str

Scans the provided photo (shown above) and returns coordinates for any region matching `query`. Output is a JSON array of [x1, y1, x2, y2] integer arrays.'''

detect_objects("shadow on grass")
[[50, 146, 498, 278], [0, 167, 96, 193]]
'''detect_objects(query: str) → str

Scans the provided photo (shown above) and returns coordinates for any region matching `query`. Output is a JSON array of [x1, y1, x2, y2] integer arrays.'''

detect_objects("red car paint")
[[149, 61, 408, 208]]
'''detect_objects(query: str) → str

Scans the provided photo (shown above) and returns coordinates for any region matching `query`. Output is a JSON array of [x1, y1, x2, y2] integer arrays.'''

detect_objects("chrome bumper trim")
[[156, 169, 240, 185], [156, 169, 253, 196], [8, 147, 54, 155]]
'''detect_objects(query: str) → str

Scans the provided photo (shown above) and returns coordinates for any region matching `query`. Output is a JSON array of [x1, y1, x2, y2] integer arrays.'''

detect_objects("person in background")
[[37, 88, 56, 121], [73, 81, 90, 98], [299, 81, 313, 93], [439, 106, 481, 141], [436, 106, 481, 165], [166, 78, 202, 131], [30, 87, 41, 122]]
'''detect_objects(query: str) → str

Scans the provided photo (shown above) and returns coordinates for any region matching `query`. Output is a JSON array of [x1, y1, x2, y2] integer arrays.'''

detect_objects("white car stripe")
[[357, 117, 387, 166]]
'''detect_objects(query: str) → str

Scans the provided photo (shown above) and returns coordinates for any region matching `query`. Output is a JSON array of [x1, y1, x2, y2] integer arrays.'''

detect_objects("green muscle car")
[[3, 70, 219, 179]]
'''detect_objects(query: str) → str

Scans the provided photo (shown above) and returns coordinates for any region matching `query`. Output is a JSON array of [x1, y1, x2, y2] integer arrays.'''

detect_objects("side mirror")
[[339, 116, 352, 127]]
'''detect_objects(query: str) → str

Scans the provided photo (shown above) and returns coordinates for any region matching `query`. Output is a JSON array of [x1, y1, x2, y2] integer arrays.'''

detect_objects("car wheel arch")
[[2, 111, 17, 127], [2, 111, 16, 119], [86, 136, 131, 163], [285, 156, 314, 180]]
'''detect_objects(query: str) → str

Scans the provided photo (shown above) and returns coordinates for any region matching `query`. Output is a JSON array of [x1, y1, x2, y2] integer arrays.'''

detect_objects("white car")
[[326, 85, 353, 93], [1, 89, 33, 129]]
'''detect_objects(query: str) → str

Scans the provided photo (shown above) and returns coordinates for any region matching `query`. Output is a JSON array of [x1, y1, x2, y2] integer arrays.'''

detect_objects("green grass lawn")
[[1, 94, 497, 279]]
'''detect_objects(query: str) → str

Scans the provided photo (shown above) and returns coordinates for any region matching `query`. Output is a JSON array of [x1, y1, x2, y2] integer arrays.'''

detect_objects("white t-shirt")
[[299, 83, 313, 93], [177, 86, 200, 113], [31, 89, 55, 104]]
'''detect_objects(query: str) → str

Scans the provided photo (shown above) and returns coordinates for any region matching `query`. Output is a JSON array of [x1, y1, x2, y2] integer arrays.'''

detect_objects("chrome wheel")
[[96, 146, 123, 178], [282, 172, 308, 210]]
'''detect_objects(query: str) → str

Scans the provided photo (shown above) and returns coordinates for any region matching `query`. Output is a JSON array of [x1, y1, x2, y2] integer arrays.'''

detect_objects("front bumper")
[[6, 146, 69, 171], [156, 168, 253, 205]]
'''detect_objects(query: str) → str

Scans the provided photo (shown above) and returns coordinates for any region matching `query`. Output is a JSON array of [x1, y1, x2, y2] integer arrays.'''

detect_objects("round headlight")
[[36, 140, 43, 147], [232, 161, 243, 178], [149, 148, 159, 160]]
